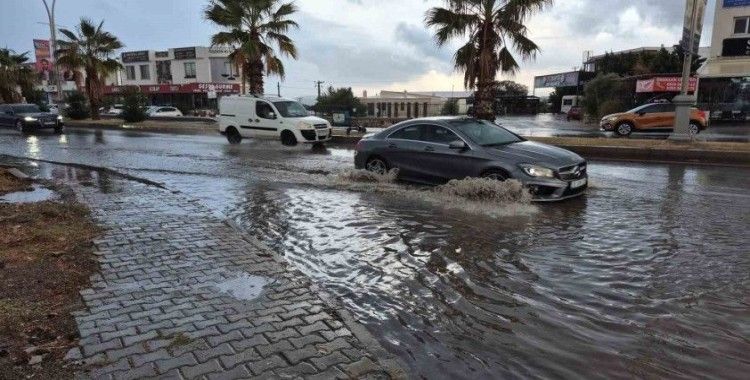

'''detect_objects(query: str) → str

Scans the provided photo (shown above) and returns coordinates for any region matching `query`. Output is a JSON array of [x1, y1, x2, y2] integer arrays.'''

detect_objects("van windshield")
[[273, 101, 308, 118]]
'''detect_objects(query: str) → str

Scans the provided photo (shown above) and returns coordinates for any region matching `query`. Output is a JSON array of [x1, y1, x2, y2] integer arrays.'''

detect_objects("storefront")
[[102, 83, 240, 114]]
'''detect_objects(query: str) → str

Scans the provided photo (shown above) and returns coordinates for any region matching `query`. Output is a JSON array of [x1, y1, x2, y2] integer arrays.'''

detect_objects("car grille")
[[301, 130, 317, 141], [557, 162, 587, 181], [314, 124, 328, 129]]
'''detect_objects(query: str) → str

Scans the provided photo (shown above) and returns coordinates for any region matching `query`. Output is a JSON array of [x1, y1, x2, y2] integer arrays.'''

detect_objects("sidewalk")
[[68, 178, 404, 379]]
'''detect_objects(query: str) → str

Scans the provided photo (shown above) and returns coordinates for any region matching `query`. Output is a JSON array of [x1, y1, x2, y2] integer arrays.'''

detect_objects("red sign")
[[636, 77, 698, 93], [33, 39, 52, 74], [103, 83, 240, 95]]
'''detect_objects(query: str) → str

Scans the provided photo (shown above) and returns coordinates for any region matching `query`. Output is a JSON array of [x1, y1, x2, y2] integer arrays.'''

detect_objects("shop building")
[[359, 91, 448, 119], [698, 0, 750, 121], [104, 46, 241, 112]]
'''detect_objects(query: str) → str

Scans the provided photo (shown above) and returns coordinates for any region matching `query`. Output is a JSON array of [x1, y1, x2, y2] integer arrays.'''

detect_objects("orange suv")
[[599, 103, 709, 136]]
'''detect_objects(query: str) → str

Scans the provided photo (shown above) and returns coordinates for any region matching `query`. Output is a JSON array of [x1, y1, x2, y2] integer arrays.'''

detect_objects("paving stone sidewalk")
[[67, 179, 405, 379]]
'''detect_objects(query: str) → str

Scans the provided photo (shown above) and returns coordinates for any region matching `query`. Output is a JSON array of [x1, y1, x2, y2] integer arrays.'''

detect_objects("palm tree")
[[0, 48, 36, 103], [426, 0, 551, 120], [205, 0, 299, 95], [56, 18, 123, 119]]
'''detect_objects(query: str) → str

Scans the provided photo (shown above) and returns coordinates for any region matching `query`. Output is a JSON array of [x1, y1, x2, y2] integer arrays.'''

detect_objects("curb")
[[3, 167, 30, 180]]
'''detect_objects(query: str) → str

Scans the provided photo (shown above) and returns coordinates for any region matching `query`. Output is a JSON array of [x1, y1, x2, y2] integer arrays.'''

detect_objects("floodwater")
[[1, 128, 748, 379]]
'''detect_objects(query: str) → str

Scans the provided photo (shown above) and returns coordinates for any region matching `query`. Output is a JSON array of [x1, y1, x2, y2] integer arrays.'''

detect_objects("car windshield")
[[449, 120, 523, 147], [627, 104, 651, 113], [14, 105, 41, 113], [272, 101, 308, 118]]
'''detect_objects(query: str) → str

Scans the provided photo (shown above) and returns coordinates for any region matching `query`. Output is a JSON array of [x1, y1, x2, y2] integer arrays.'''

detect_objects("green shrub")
[[583, 73, 628, 119], [598, 100, 624, 118], [64, 91, 90, 120], [120, 86, 147, 123], [441, 100, 458, 116]]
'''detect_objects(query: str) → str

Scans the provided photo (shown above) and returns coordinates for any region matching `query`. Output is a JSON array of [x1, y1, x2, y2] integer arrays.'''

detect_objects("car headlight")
[[602, 116, 617, 122], [24, 116, 38, 122], [297, 122, 314, 130], [57, 115, 64, 121], [519, 164, 555, 178]]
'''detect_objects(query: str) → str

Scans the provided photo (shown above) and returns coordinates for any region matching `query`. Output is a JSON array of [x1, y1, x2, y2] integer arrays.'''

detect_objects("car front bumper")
[[599, 121, 615, 131], [523, 175, 589, 202], [25, 120, 63, 130], [299, 128, 332, 143]]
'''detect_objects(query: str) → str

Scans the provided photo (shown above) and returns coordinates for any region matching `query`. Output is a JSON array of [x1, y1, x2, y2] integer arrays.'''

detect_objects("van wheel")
[[281, 130, 297, 146], [614, 122, 633, 137], [226, 127, 242, 144]]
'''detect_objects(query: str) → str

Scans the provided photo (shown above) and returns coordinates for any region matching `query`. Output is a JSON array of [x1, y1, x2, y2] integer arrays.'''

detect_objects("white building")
[[358, 90, 449, 119], [105, 46, 241, 111]]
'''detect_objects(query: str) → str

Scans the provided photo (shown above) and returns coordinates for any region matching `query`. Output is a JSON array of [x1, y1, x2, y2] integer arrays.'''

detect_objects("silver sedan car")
[[354, 117, 588, 201]]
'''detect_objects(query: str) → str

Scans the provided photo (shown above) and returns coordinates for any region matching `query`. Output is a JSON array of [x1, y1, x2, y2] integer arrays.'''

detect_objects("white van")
[[218, 95, 332, 146], [560, 95, 582, 114]]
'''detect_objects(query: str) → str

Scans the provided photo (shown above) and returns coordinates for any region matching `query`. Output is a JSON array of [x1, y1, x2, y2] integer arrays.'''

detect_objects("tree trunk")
[[247, 59, 264, 95], [475, 81, 495, 121], [86, 67, 100, 120]]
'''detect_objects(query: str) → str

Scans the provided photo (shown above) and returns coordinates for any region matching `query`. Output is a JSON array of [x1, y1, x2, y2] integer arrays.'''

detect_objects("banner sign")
[[680, 0, 708, 55], [636, 77, 698, 93], [122, 50, 150, 63], [173, 47, 197, 60], [723, 0, 750, 7], [722, 37, 750, 56], [33, 39, 52, 75], [533, 71, 579, 88], [103, 83, 240, 95]]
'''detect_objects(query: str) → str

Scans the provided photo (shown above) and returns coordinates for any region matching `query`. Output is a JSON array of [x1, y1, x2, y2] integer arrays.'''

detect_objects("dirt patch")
[[0, 169, 32, 195], [0, 200, 100, 378]]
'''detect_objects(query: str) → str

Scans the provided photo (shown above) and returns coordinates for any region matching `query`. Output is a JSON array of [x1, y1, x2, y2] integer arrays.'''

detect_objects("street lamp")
[[41, 0, 62, 102]]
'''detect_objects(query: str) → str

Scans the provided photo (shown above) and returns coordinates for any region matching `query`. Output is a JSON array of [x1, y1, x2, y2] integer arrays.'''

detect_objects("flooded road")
[[1, 128, 749, 379]]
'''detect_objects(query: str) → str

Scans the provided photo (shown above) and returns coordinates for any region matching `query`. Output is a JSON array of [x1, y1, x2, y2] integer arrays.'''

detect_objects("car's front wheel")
[[689, 122, 701, 135], [15, 120, 28, 134], [481, 169, 510, 181], [54, 124, 64, 134], [365, 156, 389, 175], [614, 122, 634, 137]]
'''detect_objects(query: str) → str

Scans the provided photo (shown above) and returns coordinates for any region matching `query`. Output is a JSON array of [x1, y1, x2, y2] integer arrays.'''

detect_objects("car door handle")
[[424, 146, 435, 152]]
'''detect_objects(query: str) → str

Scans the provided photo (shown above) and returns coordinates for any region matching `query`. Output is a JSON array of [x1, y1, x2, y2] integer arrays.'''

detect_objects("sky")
[[1, 0, 718, 98]]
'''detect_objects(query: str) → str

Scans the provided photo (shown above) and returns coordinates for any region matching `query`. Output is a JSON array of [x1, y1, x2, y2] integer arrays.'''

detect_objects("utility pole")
[[315, 80, 324, 99], [41, 0, 62, 102], [671, 0, 707, 141], [277, 82, 281, 97]]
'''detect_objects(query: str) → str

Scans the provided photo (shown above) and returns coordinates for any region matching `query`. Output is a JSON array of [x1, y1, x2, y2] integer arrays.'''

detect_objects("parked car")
[[561, 95, 582, 114], [0, 103, 64, 134], [566, 106, 583, 121], [354, 117, 588, 201], [218, 95, 332, 146], [103, 104, 124, 115], [147, 106, 183, 117], [600, 103, 709, 136]]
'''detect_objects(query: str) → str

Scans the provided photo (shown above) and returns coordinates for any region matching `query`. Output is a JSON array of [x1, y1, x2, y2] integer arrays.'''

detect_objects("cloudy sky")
[[1, 0, 717, 98]]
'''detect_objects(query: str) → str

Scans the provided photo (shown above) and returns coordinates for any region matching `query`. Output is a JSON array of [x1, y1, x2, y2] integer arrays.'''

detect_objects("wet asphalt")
[[1, 127, 749, 379]]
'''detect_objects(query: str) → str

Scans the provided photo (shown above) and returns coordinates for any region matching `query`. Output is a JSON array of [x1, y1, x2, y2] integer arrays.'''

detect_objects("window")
[[256, 101, 276, 119], [393, 102, 399, 117], [562, 99, 573, 106], [734, 17, 749, 34], [139, 64, 150, 80], [421, 125, 460, 144], [125, 66, 136, 80], [184, 62, 196, 79], [449, 120, 522, 147], [388, 125, 421, 140]]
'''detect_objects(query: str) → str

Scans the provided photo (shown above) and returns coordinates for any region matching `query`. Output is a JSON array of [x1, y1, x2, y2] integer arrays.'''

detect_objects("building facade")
[[358, 91, 448, 119], [699, 0, 750, 119], [104, 46, 241, 112]]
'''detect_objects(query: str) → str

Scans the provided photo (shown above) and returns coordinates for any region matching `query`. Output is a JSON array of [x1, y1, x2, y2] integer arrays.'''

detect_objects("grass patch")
[[0, 199, 100, 378], [0, 169, 32, 195]]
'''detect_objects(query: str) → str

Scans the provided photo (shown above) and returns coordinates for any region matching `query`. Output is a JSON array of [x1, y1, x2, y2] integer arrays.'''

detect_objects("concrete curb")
[[3, 167, 30, 180]]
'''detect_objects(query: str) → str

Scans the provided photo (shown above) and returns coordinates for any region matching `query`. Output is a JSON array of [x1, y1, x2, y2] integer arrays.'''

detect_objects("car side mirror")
[[449, 140, 467, 150]]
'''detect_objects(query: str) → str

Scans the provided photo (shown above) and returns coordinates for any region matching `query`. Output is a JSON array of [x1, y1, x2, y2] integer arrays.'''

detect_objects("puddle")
[[215, 273, 272, 301], [0, 184, 57, 203]]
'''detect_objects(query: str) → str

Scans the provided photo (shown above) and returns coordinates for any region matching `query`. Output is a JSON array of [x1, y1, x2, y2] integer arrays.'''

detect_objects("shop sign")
[[33, 39, 52, 74], [155, 51, 169, 59], [534, 72, 579, 88], [122, 50, 150, 63], [208, 46, 234, 56], [723, 0, 750, 7], [173, 47, 197, 60], [103, 83, 240, 94], [636, 77, 698, 93], [722, 37, 750, 57]]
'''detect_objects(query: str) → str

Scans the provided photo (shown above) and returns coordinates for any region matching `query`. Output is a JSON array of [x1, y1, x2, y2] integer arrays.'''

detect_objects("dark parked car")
[[0, 103, 64, 134], [354, 117, 588, 201]]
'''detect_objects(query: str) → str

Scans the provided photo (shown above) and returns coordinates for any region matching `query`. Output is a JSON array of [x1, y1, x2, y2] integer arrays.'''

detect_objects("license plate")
[[45, 122, 56, 126], [317, 130, 328, 136], [571, 178, 587, 189]]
